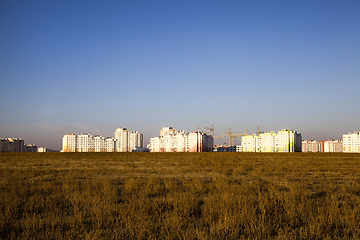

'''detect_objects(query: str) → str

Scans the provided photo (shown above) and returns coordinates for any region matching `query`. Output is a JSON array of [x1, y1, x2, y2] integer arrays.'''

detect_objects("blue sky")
[[1, 0, 359, 149]]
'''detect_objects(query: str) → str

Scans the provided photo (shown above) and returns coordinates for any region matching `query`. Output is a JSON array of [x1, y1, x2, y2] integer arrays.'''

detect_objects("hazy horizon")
[[1, 0, 359, 149]]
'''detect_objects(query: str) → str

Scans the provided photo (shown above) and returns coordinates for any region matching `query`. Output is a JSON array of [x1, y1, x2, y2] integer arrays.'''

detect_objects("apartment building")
[[105, 137, 116, 152], [76, 133, 94, 152], [343, 132, 360, 153], [115, 128, 129, 152], [129, 131, 144, 152], [259, 131, 277, 152], [94, 135, 106, 152], [241, 134, 257, 152], [241, 129, 302, 152], [302, 140, 322, 152], [149, 127, 213, 152], [323, 139, 343, 153], [62, 134, 77, 152]]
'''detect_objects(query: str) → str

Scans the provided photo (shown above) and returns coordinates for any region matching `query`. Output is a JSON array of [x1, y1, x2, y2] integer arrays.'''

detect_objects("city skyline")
[[1, 1, 359, 150]]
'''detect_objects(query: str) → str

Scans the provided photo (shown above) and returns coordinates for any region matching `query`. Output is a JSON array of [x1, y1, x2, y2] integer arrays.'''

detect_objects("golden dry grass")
[[1, 152, 360, 239]]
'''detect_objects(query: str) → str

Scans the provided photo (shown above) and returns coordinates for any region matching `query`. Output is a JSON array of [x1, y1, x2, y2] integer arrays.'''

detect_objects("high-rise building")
[[62, 134, 77, 152], [343, 132, 360, 153], [115, 128, 130, 152], [241, 129, 302, 152], [105, 137, 116, 152], [187, 131, 213, 152], [94, 135, 106, 152], [76, 133, 94, 152], [149, 127, 213, 152], [129, 131, 144, 152], [275, 129, 302, 152], [241, 134, 258, 152], [259, 131, 276, 152]]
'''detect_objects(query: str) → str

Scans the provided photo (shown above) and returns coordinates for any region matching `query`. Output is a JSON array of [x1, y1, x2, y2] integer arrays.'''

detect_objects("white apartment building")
[[149, 127, 213, 152], [115, 128, 129, 152], [129, 131, 144, 152], [94, 135, 106, 152], [38, 147, 47, 152], [76, 133, 94, 152], [276, 129, 302, 152], [105, 137, 116, 152], [62, 134, 77, 152], [241, 134, 257, 152], [241, 129, 302, 152], [324, 139, 343, 153], [343, 132, 360, 153], [259, 131, 277, 152]]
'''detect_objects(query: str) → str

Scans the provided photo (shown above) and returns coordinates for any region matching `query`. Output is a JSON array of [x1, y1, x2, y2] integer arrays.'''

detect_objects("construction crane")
[[205, 125, 214, 136], [214, 128, 248, 146], [256, 127, 261, 135], [212, 127, 261, 146], [225, 128, 248, 146]]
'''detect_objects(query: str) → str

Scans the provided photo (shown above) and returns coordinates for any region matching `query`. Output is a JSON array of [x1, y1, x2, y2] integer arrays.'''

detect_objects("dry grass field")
[[1, 152, 360, 239]]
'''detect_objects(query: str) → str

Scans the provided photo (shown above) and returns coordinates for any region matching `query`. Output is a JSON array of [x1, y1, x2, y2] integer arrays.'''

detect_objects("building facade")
[[94, 135, 106, 152], [76, 133, 94, 152], [62, 134, 77, 152], [105, 137, 116, 152], [149, 127, 213, 152], [323, 139, 343, 153], [343, 132, 360, 153], [302, 140, 322, 152], [241, 129, 302, 152]]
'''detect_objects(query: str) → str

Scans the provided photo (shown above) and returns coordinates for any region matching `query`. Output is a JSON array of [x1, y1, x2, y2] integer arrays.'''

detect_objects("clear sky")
[[1, 0, 359, 149]]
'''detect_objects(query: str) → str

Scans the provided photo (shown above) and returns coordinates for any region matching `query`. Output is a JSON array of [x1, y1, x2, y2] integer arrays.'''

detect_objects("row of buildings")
[[302, 139, 343, 152], [213, 131, 359, 153], [61, 127, 360, 153], [61, 128, 144, 152], [148, 127, 213, 152], [4, 128, 358, 153], [0, 138, 25, 152], [0, 138, 58, 152], [240, 129, 302, 152], [302, 132, 360, 153]]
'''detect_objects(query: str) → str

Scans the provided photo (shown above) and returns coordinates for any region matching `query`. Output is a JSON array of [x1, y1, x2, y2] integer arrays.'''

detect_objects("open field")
[[1, 152, 360, 239]]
